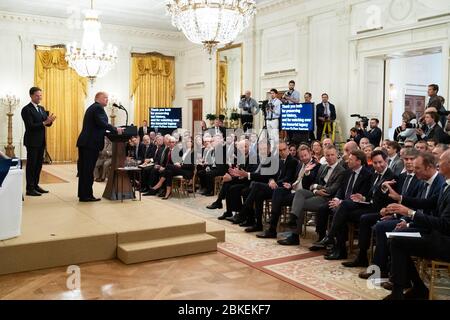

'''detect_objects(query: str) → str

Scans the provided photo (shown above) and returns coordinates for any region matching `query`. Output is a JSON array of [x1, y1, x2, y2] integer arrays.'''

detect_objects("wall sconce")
[[389, 84, 398, 102]]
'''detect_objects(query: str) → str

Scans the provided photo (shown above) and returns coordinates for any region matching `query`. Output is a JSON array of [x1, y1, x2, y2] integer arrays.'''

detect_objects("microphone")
[[113, 103, 124, 110]]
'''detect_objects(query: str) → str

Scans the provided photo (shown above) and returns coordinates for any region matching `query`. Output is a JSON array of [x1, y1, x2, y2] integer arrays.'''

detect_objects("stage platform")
[[0, 165, 225, 275]]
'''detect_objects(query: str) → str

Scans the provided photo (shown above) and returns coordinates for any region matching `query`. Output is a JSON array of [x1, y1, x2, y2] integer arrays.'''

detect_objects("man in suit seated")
[[227, 142, 274, 226], [342, 148, 424, 271], [126, 136, 141, 161], [363, 150, 445, 282], [94, 136, 112, 182], [138, 135, 156, 163], [256, 144, 320, 239], [386, 140, 404, 176], [318, 150, 396, 260], [206, 140, 257, 218], [311, 150, 372, 247], [316, 93, 336, 141], [383, 149, 450, 300], [278, 145, 346, 245], [208, 118, 226, 138], [197, 134, 228, 196], [234, 142, 298, 233]]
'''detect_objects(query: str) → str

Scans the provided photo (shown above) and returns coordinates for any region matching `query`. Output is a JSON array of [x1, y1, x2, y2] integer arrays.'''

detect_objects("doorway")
[[191, 99, 203, 133], [363, 48, 443, 139]]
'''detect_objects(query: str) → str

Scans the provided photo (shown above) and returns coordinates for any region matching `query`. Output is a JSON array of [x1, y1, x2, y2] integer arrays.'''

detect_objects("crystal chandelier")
[[66, 0, 118, 84], [166, 0, 256, 55]]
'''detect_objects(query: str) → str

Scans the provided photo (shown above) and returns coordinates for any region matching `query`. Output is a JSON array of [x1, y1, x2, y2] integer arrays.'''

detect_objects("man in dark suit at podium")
[[21, 87, 56, 196], [77, 92, 123, 202]]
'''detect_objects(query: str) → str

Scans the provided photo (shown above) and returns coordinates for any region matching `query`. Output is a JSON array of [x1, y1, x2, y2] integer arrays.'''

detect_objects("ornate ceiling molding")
[[0, 11, 185, 41], [256, 0, 299, 15]]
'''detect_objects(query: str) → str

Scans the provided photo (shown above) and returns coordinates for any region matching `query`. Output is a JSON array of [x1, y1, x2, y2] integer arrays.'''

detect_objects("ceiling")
[[0, 0, 274, 31]]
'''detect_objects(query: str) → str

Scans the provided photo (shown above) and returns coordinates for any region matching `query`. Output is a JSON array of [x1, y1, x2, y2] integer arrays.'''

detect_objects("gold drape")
[[131, 53, 175, 125], [216, 59, 228, 115], [34, 47, 87, 162]]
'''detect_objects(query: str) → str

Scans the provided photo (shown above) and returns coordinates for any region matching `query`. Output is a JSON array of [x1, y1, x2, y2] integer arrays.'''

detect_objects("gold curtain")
[[34, 47, 87, 162], [216, 58, 228, 115], [131, 53, 175, 125]]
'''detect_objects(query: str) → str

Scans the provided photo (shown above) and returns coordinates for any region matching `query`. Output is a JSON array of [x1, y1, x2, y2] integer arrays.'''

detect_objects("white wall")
[[0, 11, 185, 158]]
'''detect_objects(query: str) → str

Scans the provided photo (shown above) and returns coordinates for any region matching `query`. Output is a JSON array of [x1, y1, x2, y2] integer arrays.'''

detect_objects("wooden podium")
[[103, 126, 138, 200]]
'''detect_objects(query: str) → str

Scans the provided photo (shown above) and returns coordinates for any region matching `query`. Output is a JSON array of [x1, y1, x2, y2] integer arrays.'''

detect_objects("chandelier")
[[166, 0, 256, 55], [65, 0, 118, 84]]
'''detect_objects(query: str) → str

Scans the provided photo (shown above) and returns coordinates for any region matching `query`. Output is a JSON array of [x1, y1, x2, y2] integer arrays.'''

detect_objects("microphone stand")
[[114, 104, 129, 126]]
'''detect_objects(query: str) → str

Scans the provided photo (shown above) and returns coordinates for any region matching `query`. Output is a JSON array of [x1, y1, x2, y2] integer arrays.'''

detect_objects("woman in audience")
[[155, 139, 195, 200], [311, 140, 324, 163], [363, 144, 374, 169], [289, 144, 298, 159]]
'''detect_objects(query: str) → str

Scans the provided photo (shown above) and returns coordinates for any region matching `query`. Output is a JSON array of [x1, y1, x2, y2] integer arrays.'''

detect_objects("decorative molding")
[[257, 0, 299, 15], [185, 82, 205, 89], [0, 11, 185, 41], [296, 17, 310, 35], [261, 69, 297, 80], [335, 4, 352, 26]]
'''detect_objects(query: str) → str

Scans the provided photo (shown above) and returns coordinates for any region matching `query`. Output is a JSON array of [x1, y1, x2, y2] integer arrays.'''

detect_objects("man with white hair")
[[77, 91, 123, 202], [239, 90, 259, 132]]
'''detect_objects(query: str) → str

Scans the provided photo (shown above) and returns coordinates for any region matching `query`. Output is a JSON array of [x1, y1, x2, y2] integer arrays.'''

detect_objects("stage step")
[[117, 221, 206, 244], [117, 234, 217, 264], [206, 223, 226, 242]]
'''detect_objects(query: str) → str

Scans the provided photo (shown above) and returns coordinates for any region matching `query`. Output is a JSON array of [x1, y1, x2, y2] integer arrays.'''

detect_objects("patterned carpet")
[[167, 195, 395, 300]]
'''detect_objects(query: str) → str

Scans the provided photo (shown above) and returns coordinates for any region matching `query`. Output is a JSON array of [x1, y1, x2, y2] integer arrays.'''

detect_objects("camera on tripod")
[[351, 114, 369, 129]]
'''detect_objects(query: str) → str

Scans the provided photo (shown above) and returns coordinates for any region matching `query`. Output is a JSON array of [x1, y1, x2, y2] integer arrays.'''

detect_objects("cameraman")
[[238, 90, 258, 132], [361, 118, 382, 147], [281, 80, 300, 105]]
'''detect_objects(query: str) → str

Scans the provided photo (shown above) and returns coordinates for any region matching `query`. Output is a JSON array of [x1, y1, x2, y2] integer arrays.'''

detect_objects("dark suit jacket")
[[153, 145, 166, 165], [335, 166, 372, 200], [249, 156, 276, 183], [21, 102, 52, 147], [367, 168, 397, 210], [364, 127, 382, 147], [275, 155, 298, 186], [412, 184, 450, 235], [296, 159, 321, 190], [138, 126, 151, 140], [316, 103, 336, 126], [77, 102, 116, 151], [421, 123, 450, 144], [402, 173, 446, 217], [314, 163, 346, 198], [396, 173, 422, 198], [139, 143, 156, 161]]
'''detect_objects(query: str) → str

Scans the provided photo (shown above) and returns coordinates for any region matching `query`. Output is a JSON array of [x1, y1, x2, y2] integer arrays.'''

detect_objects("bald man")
[[239, 90, 258, 132], [77, 92, 123, 202]]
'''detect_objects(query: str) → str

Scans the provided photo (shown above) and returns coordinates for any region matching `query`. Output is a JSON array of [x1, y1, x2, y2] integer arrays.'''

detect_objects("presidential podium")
[[103, 126, 138, 200]]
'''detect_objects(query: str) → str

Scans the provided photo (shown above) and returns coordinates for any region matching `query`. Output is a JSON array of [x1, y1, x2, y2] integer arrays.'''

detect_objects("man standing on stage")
[[21, 87, 56, 196], [77, 92, 123, 202]]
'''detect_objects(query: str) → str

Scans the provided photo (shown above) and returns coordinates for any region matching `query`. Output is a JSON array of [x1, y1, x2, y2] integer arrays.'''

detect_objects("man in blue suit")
[[77, 92, 123, 202]]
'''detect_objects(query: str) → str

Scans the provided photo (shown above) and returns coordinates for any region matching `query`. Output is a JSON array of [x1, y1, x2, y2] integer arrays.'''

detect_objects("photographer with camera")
[[396, 111, 418, 144], [281, 80, 300, 105], [316, 93, 336, 140], [351, 115, 382, 147], [238, 90, 259, 132]]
